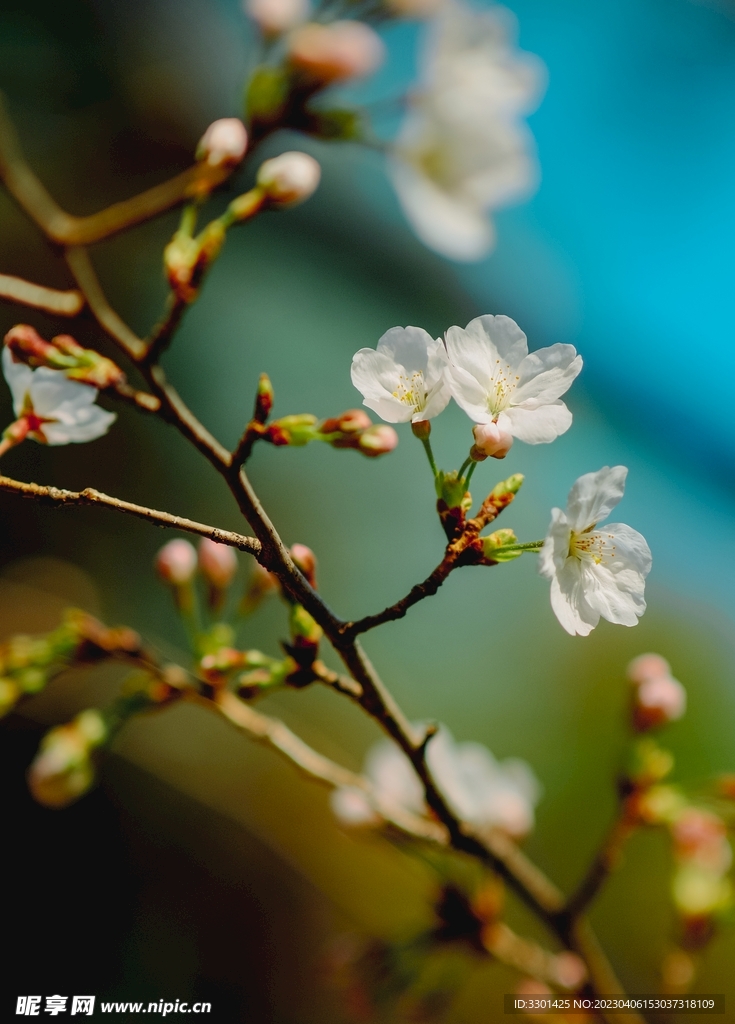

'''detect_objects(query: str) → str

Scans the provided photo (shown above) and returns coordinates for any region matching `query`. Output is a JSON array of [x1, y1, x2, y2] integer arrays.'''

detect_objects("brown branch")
[[344, 558, 455, 636], [0, 93, 232, 247], [0, 475, 261, 556], [0, 272, 84, 316], [565, 799, 639, 921], [64, 247, 146, 360], [202, 690, 446, 843]]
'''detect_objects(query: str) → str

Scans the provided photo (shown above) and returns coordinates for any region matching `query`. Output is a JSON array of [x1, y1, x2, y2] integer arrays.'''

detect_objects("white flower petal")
[[462, 314, 529, 368], [389, 157, 493, 262], [421, 375, 452, 421], [549, 558, 600, 636], [445, 363, 494, 423], [502, 400, 572, 443], [566, 465, 628, 532], [365, 740, 425, 815], [28, 369, 98, 417], [581, 562, 643, 628], [513, 345, 582, 406], [601, 523, 652, 579], [2, 347, 33, 416], [376, 326, 439, 376], [538, 507, 571, 578], [43, 406, 116, 445]]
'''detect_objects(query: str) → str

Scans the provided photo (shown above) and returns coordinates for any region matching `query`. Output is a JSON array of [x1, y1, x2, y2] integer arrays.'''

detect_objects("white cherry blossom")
[[390, 0, 545, 261], [539, 466, 652, 637], [444, 315, 581, 444], [331, 726, 540, 838], [2, 348, 115, 445], [351, 326, 450, 423]]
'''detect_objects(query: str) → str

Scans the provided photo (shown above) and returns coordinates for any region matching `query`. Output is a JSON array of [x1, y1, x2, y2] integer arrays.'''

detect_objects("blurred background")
[[2, 0, 735, 1019]]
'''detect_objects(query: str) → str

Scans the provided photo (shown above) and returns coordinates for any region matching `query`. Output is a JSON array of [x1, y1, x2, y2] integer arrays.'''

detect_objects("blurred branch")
[[64, 247, 147, 360], [0, 94, 232, 246], [565, 799, 639, 921], [0, 475, 261, 556], [0, 272, 83, 316]]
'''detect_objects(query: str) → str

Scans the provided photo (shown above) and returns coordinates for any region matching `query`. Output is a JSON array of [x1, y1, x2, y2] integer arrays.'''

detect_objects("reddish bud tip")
[[288, 21, 385, 83], [155, 539, 197, 585], [358, 424, 398, 457], [196, 118, 248, 168], [198, 538, 238, 589], [291, 543, 317, 587]]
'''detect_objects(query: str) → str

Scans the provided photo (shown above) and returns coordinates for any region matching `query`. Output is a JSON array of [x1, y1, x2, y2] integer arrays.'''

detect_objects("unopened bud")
[[257, 151, 321, 207], [289, 603, 322, 646], [330, 786, 378, 827], [552, 951, 587, 991], [672, 808, 731, 872], [245, 0, 309, 35], [673, 864, 732, 919], [627, 737, 674, 787], [291, 543, 317, 586], [472, 421, 513, 460], [288, 21, 385, 83], [27, 710, 107, 809], [241, 561, 280, 614], [411, 419, 431, 441], [482, 528, 521, 563], [52, 335, 125, 389], [490, 473, 524, 500], [633, 674, 687, 731], [198, 538, 238, 589], [358, 423, 398, 457], [627, 653, 671, 685], [155, 539, 197, 586], [164, 232, 201, 300], [5, 324, 58, 365], [320, 408, 371, 434], [254, 373, 274, 423], [436, 469, 472, 511], [265, 413, 319, 446], [196, 118, 248, 168]]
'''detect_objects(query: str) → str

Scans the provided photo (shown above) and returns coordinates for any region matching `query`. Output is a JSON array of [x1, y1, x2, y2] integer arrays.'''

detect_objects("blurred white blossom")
[[351, 326, 451, 423], [2, 348, 115, 445], [445, 315, 581, 444], [390, 0, 545, 260], [539, 466, 652, 637], [331, 726, 541, 838]]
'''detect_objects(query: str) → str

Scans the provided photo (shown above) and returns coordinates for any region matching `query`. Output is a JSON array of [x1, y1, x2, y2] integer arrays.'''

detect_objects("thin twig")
[[0, 475, 261, 555], [0, 94, 232, 247], [0, 272, 84, 316], [64, 247, 146, 360]]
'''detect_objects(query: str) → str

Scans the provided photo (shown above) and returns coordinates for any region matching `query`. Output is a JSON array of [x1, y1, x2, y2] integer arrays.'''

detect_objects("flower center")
[[569, 529, 617, 566], [392, 370, 427, 412], [486, 359, 520, 415]]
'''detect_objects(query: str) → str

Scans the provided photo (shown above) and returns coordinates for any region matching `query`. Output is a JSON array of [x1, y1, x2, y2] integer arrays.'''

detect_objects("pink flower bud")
[[330, 786, 378, 827], [672, 808, 731, 872], [291, 543, 317, 587], [634, 674, 686, 729], [245, 0, 309, 35], [155, 539, 197, 585], [627, 652, 671, 685], [358, 423, 399, 457], [257, 151, 321, 207], [196, 118, 248, 168], [320, 408, 372, 434], [552, 951, 587, 990], [472, 421, 513, 459], [288, 21, 385, 83], [198, 538, 238, 589]]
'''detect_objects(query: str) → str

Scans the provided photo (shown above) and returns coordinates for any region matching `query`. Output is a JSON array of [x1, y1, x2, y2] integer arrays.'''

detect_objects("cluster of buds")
[[155, 536, 239, 612], [287, 21, 385, 85], [27, 709, 107, 808], [0, 610, 140, 718], [627, 653, 687, 731], [4, 325, 124, 390], [670, 806, 733, 947], [252, 405, 398, 458], [199, 646, 295, 697], [482, 528, 522, 563]]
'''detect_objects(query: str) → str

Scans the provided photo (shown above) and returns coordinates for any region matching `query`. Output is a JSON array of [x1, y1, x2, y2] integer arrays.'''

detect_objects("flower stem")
[[494, 540, 544, 554], [420, 436, 439, 478], [464, 461, 477, 489], [458, 456, 473, 479]]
